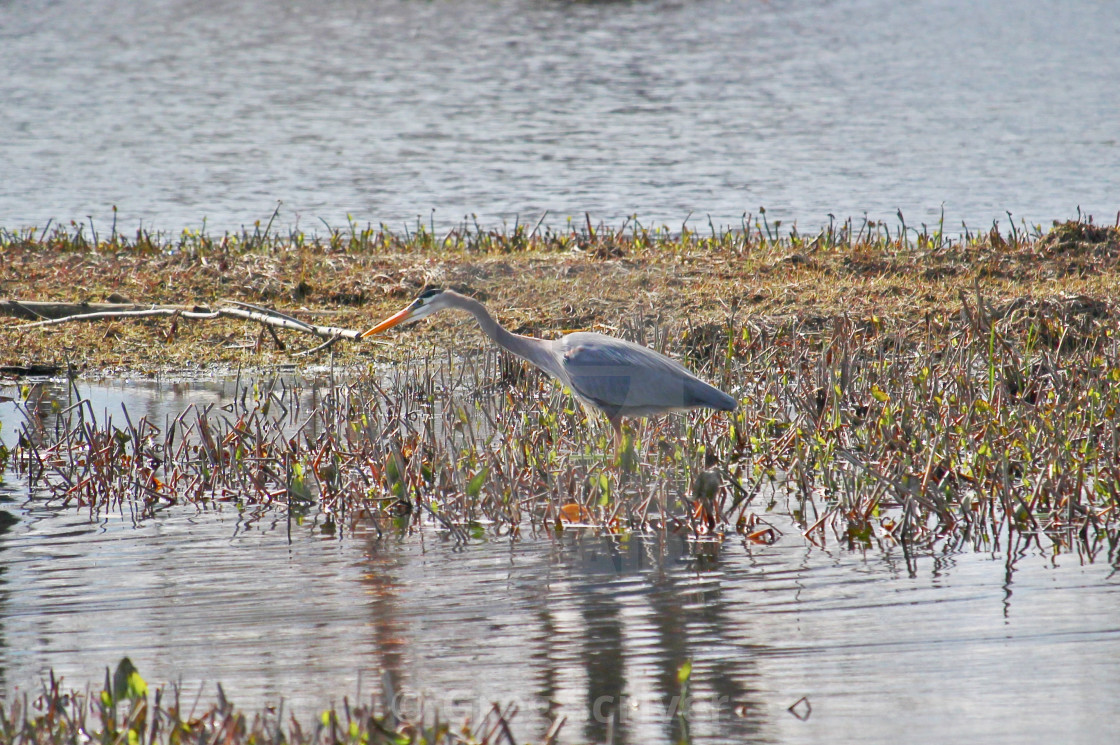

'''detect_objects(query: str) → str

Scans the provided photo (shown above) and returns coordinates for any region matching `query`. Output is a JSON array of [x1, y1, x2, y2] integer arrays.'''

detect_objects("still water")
[[1, 0, 1118, 234], [1, 379, 1119, 744]]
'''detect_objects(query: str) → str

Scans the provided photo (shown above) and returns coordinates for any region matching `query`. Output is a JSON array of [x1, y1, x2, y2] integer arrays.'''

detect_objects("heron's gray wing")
[[559, 333, 731, 418]]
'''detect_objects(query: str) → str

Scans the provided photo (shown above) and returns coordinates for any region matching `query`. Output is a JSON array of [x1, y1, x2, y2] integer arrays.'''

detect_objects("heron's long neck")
[[454, 295, 560, 377]]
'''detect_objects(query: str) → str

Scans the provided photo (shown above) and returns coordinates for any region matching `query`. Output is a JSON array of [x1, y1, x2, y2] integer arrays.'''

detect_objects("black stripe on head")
[[417, 287, 444, 301]]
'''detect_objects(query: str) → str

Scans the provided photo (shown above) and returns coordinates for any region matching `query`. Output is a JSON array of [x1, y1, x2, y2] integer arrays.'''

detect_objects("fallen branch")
[[2, 300, 367, 341], [1, 299, 182, 320], [12, 307, 220, 325], [294, 333, 345, 357], [224, 300, 317, 332]]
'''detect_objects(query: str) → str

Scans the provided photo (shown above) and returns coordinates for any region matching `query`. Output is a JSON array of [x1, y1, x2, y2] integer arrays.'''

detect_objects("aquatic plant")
[[4, 215, 1120, 558], [0, 658, 546, 745], [7, 284, 1120, 560]]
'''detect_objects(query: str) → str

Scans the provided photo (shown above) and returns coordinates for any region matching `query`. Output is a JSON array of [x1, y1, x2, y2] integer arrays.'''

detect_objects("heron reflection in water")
[[361, 288, 736, 445]]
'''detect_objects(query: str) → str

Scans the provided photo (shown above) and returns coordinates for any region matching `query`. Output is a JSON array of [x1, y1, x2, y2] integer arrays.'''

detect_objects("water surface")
[[1, 0, 1117, 233], [0, 379, 1118, 744]]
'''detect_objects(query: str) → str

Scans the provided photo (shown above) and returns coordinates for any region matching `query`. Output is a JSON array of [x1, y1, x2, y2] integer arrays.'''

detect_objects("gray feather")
[[557, 333, 735, 418]]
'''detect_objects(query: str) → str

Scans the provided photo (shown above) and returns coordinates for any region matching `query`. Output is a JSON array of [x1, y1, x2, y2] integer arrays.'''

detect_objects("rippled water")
[[1, 379, 1119, 744], [1, 0, 1117, 233]]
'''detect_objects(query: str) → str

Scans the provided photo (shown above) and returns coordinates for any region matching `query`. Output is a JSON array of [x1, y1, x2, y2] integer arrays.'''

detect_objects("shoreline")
[[2, 217, 1118, 375]]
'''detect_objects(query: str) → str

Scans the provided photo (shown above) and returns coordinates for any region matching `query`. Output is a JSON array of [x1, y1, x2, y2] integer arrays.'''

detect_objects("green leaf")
[[127, 670, 148, 700], [110, 657, 147, 702], [466, 467, 488, 498]]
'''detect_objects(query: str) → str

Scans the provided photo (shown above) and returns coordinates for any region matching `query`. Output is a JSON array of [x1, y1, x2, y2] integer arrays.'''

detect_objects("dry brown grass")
[[3, 217, 1119, 373]]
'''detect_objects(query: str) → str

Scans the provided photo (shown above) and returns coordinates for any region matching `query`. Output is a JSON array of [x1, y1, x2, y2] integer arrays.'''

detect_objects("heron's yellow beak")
[[359, 306, 414, 338]]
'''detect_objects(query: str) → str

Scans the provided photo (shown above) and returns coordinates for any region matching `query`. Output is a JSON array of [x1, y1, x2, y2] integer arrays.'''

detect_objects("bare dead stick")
[[294, 333, 344, 357], [12, 308, 219, 329], [264, 322, 285, 350], [8, 303, 366, 342], [223, 299, 316, 332], [214, 307, 362, 340]]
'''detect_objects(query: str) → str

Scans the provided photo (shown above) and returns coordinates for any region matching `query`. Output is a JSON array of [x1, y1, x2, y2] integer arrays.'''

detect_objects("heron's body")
[[546, 331, 735, 420], [361, 289, 736, 442]]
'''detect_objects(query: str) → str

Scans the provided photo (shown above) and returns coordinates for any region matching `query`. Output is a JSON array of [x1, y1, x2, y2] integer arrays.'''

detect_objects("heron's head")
[[360, 287, 449, 338]]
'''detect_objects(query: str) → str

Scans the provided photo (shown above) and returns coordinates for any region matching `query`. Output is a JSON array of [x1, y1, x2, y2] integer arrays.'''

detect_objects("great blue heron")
[[361, 288, 737, 444]]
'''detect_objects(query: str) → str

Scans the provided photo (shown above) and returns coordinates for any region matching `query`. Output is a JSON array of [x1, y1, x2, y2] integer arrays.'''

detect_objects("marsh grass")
[[0, 658, 541, 745], [4, 214, 1120, 556], [4, 216, 1120, 745], [3, 213, 1119, 371], [9, 285, 1120, 559]]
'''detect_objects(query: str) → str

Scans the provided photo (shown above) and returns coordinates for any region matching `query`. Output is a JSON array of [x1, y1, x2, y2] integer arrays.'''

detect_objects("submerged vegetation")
[[3, 214, 1120, 558]]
